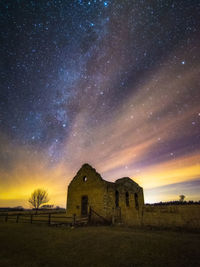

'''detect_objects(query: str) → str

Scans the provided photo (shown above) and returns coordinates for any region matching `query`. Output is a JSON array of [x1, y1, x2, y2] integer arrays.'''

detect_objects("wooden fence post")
[[48, 213, 51, 225], [73, 214, 76, 226], [5, 214, 8, 223], [30, 214, 33, 224], [16, 214, 19, 223]]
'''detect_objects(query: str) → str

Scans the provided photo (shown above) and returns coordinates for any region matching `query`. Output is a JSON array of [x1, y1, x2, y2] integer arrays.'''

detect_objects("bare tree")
[[179, 195, 185, 202], [28, 189, 49, 212]]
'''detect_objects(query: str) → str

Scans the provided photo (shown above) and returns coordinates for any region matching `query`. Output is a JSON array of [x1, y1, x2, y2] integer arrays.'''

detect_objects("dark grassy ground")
[[0, 223, 199, 267]]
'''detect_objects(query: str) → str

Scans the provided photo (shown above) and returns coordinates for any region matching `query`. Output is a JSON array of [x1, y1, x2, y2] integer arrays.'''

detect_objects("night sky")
[[1, 0, 200, 207]]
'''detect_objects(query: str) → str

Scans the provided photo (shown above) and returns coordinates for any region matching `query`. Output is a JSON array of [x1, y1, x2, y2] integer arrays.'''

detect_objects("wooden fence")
[[0, 212, 85, 226], [0, 208, 111, 226]]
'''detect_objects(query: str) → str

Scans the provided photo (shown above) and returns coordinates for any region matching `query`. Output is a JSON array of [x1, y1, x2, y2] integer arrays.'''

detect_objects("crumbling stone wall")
[[66, 163, 144, 225], [66, 164, 107, 219], [142, 205, 200, 229], [66, 164, 200, 229]]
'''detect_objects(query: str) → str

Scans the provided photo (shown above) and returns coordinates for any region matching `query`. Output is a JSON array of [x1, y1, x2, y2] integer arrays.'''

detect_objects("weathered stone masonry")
[[66, 163, 144, 225]]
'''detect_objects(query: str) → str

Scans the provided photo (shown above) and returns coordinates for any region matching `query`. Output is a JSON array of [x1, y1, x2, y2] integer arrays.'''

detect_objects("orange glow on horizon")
[[0, 150, 199, 207]]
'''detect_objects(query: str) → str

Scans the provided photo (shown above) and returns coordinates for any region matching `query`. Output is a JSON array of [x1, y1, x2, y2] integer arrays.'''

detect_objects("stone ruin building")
[[66, 163, 144, 225]]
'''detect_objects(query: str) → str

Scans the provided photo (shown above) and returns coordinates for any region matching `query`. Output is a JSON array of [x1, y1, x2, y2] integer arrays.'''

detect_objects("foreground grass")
[[0, 223, 199, 267]]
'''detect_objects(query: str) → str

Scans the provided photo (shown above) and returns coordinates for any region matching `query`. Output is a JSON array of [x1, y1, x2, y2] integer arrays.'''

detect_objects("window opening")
[[83, 176, 87, 182], [115, 190, 119, 207], [125, 192, 129, 207], [134, 193, 139, 209]]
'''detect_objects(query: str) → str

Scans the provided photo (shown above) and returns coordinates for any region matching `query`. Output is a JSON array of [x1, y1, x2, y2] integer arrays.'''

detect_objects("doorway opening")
[[81, 195, 88, 216]]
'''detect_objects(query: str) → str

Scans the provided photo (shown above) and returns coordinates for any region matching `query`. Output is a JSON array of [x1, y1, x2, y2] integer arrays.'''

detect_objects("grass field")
[[0, 223, 199, 267]]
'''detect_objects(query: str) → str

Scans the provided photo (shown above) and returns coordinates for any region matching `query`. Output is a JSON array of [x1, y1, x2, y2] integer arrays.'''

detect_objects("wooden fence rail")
[[0, 213, 76, 226], [0, 207, 111, 226]]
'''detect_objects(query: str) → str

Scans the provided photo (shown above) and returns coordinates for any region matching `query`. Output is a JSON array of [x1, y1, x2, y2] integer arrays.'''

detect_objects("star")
[[0, 0, 199, 207]]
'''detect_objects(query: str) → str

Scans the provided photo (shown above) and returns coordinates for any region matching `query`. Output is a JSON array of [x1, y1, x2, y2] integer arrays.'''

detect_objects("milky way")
[[0, 0, 200, 206]]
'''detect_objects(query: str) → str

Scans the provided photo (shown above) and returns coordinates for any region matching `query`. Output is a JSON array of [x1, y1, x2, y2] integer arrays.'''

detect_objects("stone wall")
[[66, 165, 106, 218], [66, 164, 144, 224], [67, 164, 200, 229], [106, 182, 144, 225], [142, 205, 200, 230], [100, 183, 144, 225]]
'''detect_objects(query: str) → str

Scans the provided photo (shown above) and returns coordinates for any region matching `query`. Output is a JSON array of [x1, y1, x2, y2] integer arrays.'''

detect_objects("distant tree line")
[[0, 206, 24, 212], [0, 206, 65, 212], [145, 200, 200, 206]]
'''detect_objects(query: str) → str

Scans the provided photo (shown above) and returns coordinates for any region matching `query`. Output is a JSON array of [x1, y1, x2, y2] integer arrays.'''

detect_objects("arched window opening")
[[125, 192, 129, 207], [115, 190, 119, 207], [134, 193, 139, 209]]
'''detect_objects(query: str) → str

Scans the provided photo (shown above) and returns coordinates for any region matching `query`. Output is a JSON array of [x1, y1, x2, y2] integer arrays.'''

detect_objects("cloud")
[[1, 39, 200, 207]]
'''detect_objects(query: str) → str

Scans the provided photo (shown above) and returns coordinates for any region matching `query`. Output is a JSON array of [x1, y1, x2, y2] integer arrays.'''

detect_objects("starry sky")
[[0, 0, 200, 207]]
